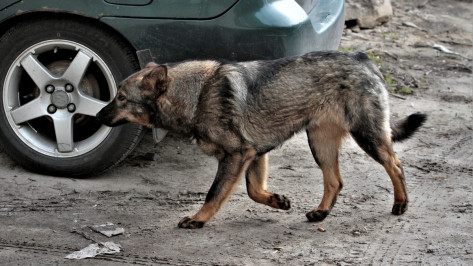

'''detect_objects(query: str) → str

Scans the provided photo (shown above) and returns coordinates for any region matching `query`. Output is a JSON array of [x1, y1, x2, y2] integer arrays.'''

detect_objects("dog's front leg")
[[178, 151, 255, 229], [246, 154, 291, 210]]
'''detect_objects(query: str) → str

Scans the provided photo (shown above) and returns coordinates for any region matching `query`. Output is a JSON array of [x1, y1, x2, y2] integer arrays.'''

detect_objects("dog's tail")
[[391, 113, 427, 142]]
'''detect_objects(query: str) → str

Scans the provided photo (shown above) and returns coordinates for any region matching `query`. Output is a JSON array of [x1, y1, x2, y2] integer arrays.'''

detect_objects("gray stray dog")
[[97, 51, 426, 229]]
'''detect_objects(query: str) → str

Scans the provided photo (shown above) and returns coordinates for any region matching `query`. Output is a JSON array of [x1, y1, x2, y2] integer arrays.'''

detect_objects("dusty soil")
[[1, 0, 472, 264]]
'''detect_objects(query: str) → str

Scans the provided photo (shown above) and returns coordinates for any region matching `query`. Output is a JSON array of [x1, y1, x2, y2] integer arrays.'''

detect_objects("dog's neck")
[[154, 61, 220, 135]]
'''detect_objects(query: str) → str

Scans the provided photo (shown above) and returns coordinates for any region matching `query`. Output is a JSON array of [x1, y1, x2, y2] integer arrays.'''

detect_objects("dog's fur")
[[97, 51, 426, 229]]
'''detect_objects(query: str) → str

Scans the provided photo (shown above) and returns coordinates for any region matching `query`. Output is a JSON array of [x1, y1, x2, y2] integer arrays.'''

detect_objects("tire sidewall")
[[0, 18, 141, 177]]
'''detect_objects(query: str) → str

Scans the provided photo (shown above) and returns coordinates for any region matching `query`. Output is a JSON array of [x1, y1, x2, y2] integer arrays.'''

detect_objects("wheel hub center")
[[51, 90, 70, 108]]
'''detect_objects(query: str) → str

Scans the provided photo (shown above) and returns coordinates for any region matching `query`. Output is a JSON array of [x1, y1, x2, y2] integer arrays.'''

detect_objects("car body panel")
[[0, 0, 238, 20], [0, 0, 344, 62], [100, 0, 344, 62], [0, 1, 20, 11], [104, 0, 239, 19]]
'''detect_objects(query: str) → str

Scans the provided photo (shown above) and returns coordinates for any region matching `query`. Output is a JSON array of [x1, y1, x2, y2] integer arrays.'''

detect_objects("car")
[[0, 0, 344, 177]]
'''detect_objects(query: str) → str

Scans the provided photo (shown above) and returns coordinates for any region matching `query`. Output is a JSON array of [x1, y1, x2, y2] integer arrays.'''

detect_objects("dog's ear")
[[144, 65, 168, 93]]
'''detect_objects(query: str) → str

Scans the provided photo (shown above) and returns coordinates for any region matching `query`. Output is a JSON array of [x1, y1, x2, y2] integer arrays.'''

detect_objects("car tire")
[[0, 17, 143, 177]]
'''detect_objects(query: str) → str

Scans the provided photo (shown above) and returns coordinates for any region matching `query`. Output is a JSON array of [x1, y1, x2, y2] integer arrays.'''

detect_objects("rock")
[[345, 0, 393, 29]]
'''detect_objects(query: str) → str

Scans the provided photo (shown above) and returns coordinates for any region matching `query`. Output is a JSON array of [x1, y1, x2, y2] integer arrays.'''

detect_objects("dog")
[[97, 51, 426, 229]]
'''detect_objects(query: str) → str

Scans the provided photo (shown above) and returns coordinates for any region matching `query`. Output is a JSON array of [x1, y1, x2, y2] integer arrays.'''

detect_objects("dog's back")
[[199, 51, 389, 153]]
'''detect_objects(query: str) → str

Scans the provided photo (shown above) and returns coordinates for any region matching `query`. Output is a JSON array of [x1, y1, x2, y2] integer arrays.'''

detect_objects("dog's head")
[[97, 63, 168, 128]]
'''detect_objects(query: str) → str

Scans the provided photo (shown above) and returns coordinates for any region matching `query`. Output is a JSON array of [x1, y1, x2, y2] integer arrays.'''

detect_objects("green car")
[[0, 0, 344, 177]]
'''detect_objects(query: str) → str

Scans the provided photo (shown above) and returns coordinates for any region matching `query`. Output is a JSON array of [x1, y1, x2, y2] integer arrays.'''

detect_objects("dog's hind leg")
[[350, 127, 409, 215], [178, 149, 255, 229], [305, 124, 345, 222], [380, 144, 408, 215], [245, 154, 291, 210]]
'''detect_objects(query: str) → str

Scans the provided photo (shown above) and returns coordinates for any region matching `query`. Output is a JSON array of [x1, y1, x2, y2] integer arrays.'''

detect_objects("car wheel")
[[0, 17, 143, 177]]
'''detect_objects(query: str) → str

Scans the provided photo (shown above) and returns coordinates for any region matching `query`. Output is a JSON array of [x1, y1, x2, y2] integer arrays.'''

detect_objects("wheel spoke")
[[53, 114, 74, 152], [20, 54, 56, 89], [10, 98, 47, 124], [76, 93, 108, 117], [61, 50, 92, 87]]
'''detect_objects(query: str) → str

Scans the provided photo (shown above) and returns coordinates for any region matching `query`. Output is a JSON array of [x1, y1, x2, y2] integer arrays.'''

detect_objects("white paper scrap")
[[65, 241, 122, 260]]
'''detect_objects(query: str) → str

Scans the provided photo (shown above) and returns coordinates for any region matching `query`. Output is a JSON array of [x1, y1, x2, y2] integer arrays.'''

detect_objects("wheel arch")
[[0, 12, 140, 69]]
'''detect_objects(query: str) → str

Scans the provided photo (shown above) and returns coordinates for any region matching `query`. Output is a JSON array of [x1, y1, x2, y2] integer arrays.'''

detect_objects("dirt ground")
[[0, 0, 472, 265]]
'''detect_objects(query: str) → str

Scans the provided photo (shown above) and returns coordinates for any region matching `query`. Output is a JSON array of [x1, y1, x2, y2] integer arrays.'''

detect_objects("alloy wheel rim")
[[3, 40, 115, 158]]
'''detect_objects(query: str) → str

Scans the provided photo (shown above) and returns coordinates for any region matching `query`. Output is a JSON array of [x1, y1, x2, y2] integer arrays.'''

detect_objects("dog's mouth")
[[96, 110, 129, 127], [103, 118, 129, 127]]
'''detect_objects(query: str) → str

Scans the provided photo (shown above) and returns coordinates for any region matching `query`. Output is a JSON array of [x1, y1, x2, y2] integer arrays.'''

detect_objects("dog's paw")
[[392, 202, 408, 215], [178, 216, 206, 229], [269, 194, 291, 210], [306, 210, 329, 222]]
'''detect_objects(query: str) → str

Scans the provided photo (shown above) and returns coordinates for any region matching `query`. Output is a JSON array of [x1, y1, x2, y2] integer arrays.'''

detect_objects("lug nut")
[[47, 104, 57, 114], [67, 103, 76, 113], [65, 83, 74, 92], [45, 85, 55, 93]]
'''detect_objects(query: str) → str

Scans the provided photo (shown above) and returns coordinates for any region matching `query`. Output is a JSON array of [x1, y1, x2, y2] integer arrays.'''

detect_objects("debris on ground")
[[89, 222, 125, 238], [432, 44, 459, 55], [65, 242, 122, 260]]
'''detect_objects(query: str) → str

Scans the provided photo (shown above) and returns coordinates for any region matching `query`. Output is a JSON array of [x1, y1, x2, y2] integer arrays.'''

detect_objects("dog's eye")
[[117, 95, 126, 102]]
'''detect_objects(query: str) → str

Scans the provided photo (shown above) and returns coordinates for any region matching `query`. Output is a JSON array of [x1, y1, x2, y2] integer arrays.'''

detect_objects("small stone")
[[402, 21, 421, 30]]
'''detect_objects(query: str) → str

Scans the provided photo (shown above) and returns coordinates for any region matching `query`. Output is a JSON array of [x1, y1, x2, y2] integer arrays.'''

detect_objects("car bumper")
[[101, 0, 345, 62]]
